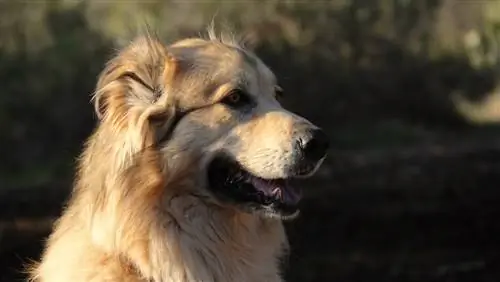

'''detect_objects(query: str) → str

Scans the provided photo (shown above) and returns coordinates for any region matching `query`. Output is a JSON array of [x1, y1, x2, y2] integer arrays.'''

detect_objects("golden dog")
[[29, 31, 329, 282]]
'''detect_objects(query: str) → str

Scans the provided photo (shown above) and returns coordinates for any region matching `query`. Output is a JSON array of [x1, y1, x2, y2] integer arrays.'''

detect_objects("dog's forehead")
[[242, 52, 277, 96], [240, 50, 276, 86], [169, 39, 245, 79], [168, 39, 276, 104]]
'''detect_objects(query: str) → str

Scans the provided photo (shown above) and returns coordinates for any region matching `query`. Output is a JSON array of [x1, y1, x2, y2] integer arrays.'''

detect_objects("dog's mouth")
[[207, 155, 302, 219]]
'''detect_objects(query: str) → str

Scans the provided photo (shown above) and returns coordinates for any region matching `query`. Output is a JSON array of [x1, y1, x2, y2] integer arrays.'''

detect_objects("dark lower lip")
[[291, 162, 318, 177]]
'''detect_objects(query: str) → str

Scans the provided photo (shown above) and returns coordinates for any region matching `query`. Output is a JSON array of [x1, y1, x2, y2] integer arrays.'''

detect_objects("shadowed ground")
[[1, 142, 499, 282]]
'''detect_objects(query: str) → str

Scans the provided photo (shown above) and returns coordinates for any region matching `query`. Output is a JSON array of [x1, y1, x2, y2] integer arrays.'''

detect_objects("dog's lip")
[[290, 156, 326, 179]]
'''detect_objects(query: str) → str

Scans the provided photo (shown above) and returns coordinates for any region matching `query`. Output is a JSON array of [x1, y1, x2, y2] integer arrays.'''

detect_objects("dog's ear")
[[92, 35, 179, 144], [93, 36, 180, 118]]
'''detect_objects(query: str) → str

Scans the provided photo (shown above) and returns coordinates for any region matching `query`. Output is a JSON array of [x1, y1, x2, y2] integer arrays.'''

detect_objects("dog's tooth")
[[272, 187, 282, 199]]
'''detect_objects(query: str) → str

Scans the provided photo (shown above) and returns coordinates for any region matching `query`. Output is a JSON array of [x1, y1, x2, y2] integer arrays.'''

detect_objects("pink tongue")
[[250, 178, 301, 205]]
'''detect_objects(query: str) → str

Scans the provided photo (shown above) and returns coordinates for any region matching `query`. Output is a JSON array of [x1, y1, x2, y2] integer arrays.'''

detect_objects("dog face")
[[94, 34, 329, 220]]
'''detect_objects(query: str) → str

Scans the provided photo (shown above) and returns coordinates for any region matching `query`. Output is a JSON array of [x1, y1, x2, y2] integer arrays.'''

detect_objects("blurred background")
[[1, 0, 500, 281]]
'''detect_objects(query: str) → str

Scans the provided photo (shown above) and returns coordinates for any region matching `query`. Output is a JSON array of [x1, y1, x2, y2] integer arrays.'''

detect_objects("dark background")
[[1, 1, 500, 281]]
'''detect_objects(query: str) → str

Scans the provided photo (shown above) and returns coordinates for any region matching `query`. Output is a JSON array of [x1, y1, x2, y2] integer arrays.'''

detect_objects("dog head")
[[93, 32, 329, 220]]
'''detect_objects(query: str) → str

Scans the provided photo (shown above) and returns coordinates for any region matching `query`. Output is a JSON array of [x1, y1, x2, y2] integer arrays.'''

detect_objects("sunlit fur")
[[29, 31, 321, 282]]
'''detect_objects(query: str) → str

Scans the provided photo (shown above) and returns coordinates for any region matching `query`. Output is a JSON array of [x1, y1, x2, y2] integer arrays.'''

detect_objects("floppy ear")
[[92, 35, 179, 144]]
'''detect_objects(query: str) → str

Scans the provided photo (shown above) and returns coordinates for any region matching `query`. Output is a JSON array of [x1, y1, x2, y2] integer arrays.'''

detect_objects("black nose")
[[301, 128, 329, 163]]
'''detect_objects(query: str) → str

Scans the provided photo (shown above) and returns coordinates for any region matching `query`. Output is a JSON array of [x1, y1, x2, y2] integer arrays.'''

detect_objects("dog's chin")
[[206, 155, 309, 221]]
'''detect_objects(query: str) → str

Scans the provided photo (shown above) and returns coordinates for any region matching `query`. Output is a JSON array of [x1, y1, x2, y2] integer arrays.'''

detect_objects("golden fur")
[[29, 31, 323, 282]]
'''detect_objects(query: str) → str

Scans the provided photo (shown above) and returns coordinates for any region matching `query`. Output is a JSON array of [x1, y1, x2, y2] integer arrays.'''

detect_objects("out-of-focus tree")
[[1, 0, 500, 189]]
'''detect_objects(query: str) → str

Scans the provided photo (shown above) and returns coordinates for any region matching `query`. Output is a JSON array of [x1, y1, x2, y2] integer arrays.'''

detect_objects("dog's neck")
[[135, 194, 288, 282], [85, 134, 288, 282]]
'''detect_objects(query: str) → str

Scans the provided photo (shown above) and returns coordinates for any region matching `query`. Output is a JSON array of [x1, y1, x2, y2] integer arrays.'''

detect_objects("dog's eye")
[[222, 89, 250, 108]]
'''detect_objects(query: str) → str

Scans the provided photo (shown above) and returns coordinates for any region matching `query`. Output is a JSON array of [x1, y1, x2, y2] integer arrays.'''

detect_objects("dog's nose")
[[301, 128, 329, 163]]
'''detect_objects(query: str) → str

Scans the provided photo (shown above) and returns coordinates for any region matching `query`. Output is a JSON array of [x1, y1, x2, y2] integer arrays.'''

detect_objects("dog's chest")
[[158, 206, 288, 282]]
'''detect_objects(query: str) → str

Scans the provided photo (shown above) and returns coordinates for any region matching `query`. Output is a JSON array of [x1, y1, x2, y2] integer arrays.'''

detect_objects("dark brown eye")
[[227, 91, 241, 104], [222, 89, 251, 108]]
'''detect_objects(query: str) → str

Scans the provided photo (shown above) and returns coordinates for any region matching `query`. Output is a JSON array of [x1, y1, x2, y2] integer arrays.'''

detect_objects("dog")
[[29, 30, 329, 282]]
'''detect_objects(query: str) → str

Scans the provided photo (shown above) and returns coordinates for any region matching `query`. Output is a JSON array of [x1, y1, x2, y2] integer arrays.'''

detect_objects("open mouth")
[[207, 155, 302, 219]]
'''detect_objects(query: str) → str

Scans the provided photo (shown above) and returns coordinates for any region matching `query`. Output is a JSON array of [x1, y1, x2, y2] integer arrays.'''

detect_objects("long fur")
[[29, 33, 288, 282]]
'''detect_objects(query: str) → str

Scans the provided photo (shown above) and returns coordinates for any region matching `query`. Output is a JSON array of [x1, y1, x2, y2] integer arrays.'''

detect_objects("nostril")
[[302, 129, 330, 162]]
